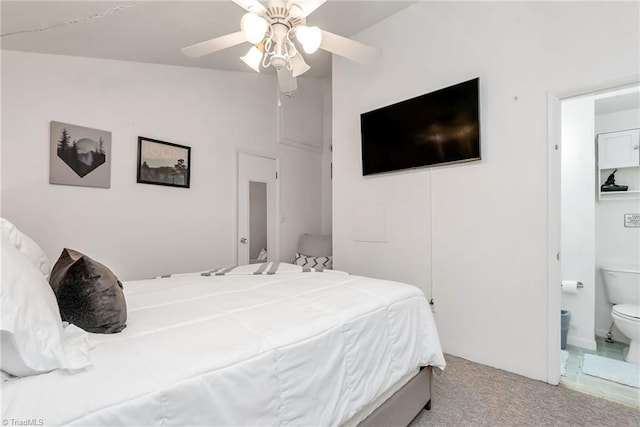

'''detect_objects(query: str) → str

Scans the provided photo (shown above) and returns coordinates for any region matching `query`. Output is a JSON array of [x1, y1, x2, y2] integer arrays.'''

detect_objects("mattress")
[[2, 263, 445, 426]]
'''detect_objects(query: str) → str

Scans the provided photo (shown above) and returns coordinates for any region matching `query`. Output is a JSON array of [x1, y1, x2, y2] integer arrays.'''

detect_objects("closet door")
[[237, 153, 279, 265]]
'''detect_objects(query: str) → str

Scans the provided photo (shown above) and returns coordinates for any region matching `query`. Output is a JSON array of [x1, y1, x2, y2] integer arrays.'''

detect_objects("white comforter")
[[2, 263, 445, 426]]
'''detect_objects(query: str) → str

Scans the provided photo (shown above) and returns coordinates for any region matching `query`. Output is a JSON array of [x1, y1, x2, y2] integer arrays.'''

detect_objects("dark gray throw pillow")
[[49, 248, 127, 333]]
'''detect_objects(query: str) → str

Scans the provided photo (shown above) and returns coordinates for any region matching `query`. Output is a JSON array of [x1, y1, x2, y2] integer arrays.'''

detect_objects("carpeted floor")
[[409, 354, 639, 426]]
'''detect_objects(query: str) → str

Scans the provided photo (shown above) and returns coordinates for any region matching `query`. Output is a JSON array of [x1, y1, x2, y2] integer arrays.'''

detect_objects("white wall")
[[332, 1, 639, 380], [1, 50, 329, 280], [594, 107, 640, 341], [278, 143, 324, 262], [561, 97, 596, 350], [275, 77, 331, 262]]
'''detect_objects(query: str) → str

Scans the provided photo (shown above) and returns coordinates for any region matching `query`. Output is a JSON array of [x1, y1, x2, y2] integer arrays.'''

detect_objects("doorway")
[[547, 81, 640, 406], [237, 152, 279, 265]]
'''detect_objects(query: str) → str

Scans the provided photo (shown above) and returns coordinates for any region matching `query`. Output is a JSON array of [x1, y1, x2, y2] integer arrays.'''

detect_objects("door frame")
[[546, 73, 639, 385], [236, 151, 280, 265]]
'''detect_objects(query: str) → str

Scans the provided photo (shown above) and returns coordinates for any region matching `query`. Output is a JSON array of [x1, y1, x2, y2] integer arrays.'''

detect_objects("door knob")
[[240, 238, 248, 244]]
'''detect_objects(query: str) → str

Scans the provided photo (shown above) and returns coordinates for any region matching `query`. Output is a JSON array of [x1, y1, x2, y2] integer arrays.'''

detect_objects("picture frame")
[[50, 121, 112, 188], [137, 137, 191, 188]]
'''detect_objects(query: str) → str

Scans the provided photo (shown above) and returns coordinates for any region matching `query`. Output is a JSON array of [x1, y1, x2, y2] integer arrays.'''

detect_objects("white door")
[[237, 152, 278, 265]]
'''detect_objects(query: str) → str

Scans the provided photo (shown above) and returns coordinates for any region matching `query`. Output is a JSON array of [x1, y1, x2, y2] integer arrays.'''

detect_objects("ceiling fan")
[[181, 0, 379, 92]]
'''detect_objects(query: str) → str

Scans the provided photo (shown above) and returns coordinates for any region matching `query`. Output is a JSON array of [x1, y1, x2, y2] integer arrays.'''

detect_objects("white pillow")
[[1, 369, 13, 382], [0, 218, 51, 278], [0, 243, 92, 376], [293, 252, 333, 269]]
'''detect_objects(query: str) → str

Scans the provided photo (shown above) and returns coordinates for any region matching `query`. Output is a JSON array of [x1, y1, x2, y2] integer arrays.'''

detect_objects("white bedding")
[[2, 263, 445, 426]]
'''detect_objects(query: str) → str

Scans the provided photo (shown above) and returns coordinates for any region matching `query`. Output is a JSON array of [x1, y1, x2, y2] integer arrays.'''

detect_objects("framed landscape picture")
[[137, 137, 191, 188], [50, 121, 111, 188]]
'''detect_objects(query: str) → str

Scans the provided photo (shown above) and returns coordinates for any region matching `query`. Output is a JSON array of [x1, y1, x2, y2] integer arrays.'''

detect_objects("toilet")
[[601, 265, 640, 364]]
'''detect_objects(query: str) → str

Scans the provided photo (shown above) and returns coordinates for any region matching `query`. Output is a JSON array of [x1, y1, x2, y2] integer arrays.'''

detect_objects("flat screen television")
[[360, 78, 480, 175]]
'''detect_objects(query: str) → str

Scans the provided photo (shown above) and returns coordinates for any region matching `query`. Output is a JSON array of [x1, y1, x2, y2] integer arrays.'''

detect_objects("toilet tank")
[[601, 265, 640, 304]]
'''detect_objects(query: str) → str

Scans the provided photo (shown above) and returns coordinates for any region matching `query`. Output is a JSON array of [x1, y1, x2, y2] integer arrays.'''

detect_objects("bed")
[[2, 242, 445, 426]]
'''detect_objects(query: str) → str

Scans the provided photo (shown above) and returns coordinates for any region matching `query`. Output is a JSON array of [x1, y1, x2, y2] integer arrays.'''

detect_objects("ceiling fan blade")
[[291, 53, 310, 77], [182, 31, 246, 58], [232, 0, 267, 15], [286, 0, 326, 18], [277, 67, 298, 92], [320, 30, 380, 65]]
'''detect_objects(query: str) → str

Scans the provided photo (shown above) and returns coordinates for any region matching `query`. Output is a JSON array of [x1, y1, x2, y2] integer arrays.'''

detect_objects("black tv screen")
[[360, 78, 480, 175]]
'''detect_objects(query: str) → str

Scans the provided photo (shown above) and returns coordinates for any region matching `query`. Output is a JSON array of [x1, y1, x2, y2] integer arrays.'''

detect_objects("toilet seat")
[[613, 304, 640, 321]]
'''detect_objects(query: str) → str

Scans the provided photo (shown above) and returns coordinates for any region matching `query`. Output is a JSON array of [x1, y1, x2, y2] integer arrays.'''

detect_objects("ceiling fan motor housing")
[[265, 1, 304, 30], [270, 55, 289, 70], [268, 23, 291, 70]]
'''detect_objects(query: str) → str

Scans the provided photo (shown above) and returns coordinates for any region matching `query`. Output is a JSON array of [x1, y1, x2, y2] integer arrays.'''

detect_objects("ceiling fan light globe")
[[241, 13, 269, 44], [290, 53, 311, 77], [240, 46, 263, 73], [296, 26, 322, 54]]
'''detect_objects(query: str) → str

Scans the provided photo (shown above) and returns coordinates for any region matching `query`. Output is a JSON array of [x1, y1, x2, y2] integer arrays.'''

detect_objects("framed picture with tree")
[[50, 121, 112, 188], [137, 137, 191, 188]]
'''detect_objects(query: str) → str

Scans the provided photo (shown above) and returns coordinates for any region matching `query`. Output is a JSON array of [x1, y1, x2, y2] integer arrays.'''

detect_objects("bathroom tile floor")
[[560, 337, 640, 408]]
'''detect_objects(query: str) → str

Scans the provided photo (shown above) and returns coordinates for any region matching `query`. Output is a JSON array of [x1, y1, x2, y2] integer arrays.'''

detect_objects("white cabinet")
[[278, 87, 323, 152], [597, 128, 640, 200], [597, 129, 640, 169]]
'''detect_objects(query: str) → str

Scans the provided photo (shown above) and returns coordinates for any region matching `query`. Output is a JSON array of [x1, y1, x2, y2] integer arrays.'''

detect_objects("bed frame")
[[359, 367, 432, 427]]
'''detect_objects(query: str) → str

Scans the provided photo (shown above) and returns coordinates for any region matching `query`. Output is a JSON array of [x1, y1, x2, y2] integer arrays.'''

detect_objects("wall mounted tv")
[[360, 77, 480, 176]]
